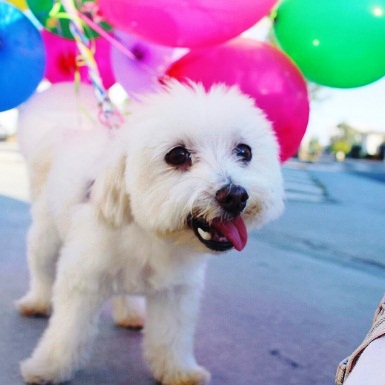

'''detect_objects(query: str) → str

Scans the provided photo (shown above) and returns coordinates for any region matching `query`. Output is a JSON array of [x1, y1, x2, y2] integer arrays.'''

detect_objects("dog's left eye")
[[235, 144, 252, 162], [165, 146, 192, 168]]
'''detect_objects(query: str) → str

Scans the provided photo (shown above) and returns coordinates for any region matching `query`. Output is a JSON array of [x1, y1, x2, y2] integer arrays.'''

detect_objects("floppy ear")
[[92, 155, 133, 227]]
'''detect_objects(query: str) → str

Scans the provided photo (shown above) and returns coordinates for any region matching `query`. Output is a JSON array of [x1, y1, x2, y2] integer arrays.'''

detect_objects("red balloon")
[[99, 0, 278, 48], [166, 39, 309, 161], [42, 30, 115, 88]]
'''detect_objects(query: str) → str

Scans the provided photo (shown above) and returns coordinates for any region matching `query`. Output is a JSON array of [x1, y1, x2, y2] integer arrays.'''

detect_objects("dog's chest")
[[115, 228, 207, 294]]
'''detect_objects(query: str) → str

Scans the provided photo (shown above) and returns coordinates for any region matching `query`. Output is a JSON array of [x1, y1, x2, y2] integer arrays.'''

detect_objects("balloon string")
[[79, 12, 168, 79], [61, 0, 123, 130], [78, 13, 136, 60]]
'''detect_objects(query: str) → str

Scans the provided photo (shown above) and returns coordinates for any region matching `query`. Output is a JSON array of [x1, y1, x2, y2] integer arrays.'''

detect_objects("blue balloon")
[[0, 2, 46, 112]]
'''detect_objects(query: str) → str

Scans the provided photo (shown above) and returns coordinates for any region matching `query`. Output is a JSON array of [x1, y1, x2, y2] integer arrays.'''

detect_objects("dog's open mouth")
[[188, 216, 248, 252]]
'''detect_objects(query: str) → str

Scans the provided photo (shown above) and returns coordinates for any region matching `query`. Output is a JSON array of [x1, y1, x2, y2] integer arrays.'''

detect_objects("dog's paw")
[[112, 295, 146, 329], [20, 357, 70, 384], [156, 366, 211, 385], [16, 294, 51, 317], [114, 313, 145, 329]]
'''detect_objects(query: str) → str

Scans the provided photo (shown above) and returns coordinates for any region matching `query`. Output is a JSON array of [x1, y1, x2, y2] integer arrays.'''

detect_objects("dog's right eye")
[[165, 146, 192, 168]]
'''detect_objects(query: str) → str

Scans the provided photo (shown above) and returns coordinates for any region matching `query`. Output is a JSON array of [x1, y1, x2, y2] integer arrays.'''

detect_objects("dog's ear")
[[92, 155, 133, 227]]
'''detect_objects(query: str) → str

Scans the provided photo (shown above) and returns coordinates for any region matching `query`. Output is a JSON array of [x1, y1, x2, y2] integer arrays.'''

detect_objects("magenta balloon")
[[166, 39, 309, 162], [99, 0, 278, 48], [42, 30, 115, 88], [111, 31, 174, 97]]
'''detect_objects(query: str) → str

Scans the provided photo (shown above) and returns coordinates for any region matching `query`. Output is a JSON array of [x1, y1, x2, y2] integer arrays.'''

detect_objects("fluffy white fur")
[[17, 82, 284, 385]]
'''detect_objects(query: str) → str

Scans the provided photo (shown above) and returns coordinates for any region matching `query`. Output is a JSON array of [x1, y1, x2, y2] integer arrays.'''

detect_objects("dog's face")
[[99, 82, 284, 253]]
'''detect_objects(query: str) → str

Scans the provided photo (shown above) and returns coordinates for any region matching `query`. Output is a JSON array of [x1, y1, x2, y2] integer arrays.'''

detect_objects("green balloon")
[[27, 0, 111, 39], [273, 0, 385, 88]]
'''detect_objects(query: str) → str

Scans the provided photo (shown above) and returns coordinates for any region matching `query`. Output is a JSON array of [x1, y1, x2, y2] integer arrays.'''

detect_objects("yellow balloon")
[[8, 0, 28, 10]]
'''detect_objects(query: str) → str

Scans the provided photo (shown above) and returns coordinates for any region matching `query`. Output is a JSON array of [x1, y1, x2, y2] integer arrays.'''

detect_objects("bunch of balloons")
[[1, 0, 384, 160]]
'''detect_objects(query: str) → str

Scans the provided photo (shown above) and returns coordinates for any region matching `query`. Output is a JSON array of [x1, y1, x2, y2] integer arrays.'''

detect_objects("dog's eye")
[[165, 146, 192, 168], [235, 144, 252, 162]]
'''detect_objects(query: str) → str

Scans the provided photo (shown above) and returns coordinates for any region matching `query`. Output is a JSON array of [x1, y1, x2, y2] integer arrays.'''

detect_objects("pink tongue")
[[212, 216, 248, 251]]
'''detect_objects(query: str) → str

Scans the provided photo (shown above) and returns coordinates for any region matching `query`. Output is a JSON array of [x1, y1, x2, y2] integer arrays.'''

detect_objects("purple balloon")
[[111, 30, 174, 97]]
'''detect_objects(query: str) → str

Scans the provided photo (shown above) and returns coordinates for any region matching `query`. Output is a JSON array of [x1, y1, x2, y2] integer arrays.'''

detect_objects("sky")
[[306, 77, 385, 145]]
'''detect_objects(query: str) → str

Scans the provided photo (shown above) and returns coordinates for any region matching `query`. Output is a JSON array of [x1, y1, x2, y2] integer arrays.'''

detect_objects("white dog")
[[17, 81, 284, 385]]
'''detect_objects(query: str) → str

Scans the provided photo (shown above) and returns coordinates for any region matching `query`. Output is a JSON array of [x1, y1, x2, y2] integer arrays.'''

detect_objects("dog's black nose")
[[216, 184, 249, 216]]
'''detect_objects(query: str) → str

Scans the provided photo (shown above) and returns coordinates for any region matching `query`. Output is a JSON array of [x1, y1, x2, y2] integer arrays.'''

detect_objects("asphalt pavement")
[[0, 141, 384, 385]]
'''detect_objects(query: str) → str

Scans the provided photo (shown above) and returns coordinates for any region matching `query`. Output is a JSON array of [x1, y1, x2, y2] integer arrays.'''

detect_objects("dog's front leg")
[[20, 259, 109, 384], [143, 285, 210, 385]]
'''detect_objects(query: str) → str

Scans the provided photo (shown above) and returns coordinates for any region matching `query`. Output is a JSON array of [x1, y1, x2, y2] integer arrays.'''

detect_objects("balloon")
[[273, 0, 385, 88], [8, 0, 28, 10], [99, 0, 278, 48], [0, 2, 46, 112], [42, 30, 115, 89], [166, 38, 309, 162], [27, 0, 111, 39], [111, 30, 174, 97], [18, 83, 105, 159]]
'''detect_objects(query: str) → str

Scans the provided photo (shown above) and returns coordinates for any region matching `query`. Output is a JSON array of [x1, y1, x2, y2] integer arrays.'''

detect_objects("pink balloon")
[[99, 0, 278, 48], [166, 39, 309, 162], [111, 30, 174, 97], [42, 30, 115, 88]]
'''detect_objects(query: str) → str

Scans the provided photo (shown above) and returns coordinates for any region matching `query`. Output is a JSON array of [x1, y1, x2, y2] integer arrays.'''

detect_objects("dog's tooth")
[[198, 227, 211, 241]]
